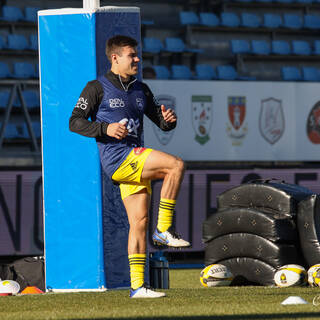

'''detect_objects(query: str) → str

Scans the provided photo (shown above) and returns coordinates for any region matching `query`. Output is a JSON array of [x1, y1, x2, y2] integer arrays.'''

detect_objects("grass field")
[[1, 269, 320, 320]]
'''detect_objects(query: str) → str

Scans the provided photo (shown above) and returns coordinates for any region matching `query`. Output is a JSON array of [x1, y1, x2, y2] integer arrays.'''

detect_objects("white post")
[[83, 0, 100, 9]]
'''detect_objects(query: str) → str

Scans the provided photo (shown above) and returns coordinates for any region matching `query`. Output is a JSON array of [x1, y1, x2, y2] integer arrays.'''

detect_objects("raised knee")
[[173, 157, 185, 175]]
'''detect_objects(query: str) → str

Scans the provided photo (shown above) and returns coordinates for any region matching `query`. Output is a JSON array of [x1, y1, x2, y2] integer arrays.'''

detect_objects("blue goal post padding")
[[39, 7, 142, 291]]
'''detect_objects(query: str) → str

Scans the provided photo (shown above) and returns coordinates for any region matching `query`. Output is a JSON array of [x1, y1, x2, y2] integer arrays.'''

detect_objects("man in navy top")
[[69, 35, 190, 298]]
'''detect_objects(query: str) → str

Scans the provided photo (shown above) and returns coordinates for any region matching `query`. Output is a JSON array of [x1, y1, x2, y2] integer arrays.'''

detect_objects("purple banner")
[[0, 170, 43, 256], [1, 168, 320, 255], [149, 168, 320, 252]]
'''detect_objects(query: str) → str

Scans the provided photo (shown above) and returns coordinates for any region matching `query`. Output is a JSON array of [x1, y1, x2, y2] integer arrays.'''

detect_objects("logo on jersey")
[[192, 95, 212, 145], [153, 95, 176, 145], [226, 96, 248, 146], [136, 98, 144, 110], [130, 161, 138, 171], [119, 118, 140, 138], [259, 98, 285, 145], [306, 101, 320, 144], [109, 98, 125, 108], [75, 97, 88, 110]]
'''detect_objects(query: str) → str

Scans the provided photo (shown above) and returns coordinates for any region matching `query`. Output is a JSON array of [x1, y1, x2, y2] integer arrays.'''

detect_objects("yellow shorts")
[[112, 147, 153, 199]]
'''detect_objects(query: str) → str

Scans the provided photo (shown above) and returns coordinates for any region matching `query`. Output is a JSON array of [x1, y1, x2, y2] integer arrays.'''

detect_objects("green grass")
[[1, 269, 320, 320]]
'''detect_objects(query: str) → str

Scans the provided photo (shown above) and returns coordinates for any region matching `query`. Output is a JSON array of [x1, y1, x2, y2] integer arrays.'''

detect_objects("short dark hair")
[[105, 35, 138, 62]]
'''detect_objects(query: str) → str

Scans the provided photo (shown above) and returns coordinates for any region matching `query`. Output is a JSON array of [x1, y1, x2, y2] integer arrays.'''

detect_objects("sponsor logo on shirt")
[[134, 147, 146, 155], [136, 98, 144, 110], [75, 97, 88, 110], [109, 98, 125, 108]]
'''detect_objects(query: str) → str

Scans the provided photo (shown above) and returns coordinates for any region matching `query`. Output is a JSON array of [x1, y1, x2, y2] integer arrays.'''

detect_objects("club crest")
[[226, 96, 248, 145], [306, 101, 320, 144], [153, 95, 176, 145], [259, 98, 285, 145], [192, 95, 212, 145]]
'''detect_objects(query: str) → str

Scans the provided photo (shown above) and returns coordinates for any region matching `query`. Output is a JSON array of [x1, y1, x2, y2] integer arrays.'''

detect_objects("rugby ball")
[[307, 264, 320, 287], [200, 264, 233, 287], [274, 264, 307, 288]]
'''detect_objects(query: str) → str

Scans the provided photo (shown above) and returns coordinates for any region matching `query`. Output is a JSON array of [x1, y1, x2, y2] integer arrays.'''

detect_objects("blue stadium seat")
[[292, 41, 311, 55], [251, 40, 271, 55], [282, 14, 303, 29], [195, 64, 216, 80], [24, 7, 40, 22], [0, 62, 11, 78], [179, 11, 199, 25], [296, 0, 313, 3], [0, 90, 10, 108], [216, 65, 238, 80], [271, 40, 291, 55], [29, 34, 38, 50], [230, 40, 251, 54], [262, 14, 282, 28], [302, 67, 320, 81], [274, 0, 293, 3], [314, 40, 320, 55], [255, 0, 272, 2], [141, 20, 154, 26], [4, 123, 19, 139], [143, 37, 163, 54], [153, 65, 170, 79], [164, 37, 186, 52], [199, 12, 219, 27], [240, 13, 260, 28], [12, 62, 35, 78], [1, 6, 23, 21], [13, 90, 40, 108], [220, 13, 240, 28], [23, 122, 41, 139], [281, 66, 302, 81], [304, 15, 320, 30], [171, 65, 193, 80], [6, 34, 28, 50], [0, 35, 6, 49]]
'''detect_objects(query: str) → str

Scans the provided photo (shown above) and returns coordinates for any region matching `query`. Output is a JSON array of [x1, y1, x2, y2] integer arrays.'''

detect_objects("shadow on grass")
[[69, 313, 320, 320]]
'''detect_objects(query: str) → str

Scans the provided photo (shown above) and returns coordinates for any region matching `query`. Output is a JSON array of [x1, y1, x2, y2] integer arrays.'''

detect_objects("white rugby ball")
[[200, 264, 234, 287], [274, 264, 307, 288], [307, 264, 320, 287]]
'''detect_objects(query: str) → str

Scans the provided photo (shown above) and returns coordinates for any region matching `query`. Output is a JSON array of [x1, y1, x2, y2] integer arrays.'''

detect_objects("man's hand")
[[106, 122, 128, 140], [161, 105, 177, 123]]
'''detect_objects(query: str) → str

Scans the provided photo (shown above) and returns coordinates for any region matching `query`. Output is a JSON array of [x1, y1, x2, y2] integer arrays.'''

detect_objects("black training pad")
[[297, 194, 320, 267], [205, 233, 301, 269], [202, 207, 297, 243], [216, 257, 276, 286], [217, 181, 314, 218]]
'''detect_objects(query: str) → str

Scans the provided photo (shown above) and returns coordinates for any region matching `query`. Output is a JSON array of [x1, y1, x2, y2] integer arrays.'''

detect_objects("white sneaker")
[[130, 285, 166, 298], [152, 227, 191, 248]]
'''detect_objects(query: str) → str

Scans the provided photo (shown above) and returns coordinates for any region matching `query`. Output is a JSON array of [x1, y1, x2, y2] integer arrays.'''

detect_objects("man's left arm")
[[142, 83, 176, 131]]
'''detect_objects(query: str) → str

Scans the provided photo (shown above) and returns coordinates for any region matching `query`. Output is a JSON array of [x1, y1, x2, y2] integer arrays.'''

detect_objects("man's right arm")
[[69, 80, 109, 138]]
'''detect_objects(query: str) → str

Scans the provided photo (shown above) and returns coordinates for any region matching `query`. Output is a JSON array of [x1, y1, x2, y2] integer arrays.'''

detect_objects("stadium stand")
[[195, 64, 216, 80], [171, 64, 193, 80], [153, 65, 170, 79], [199, 12, 220, 27], [281, 66, 302, 80]]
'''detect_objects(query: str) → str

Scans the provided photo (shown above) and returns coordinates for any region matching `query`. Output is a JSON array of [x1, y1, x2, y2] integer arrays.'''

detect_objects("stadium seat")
[[296, 0, 313, 3], [143, 37, 163, 54], [240, 13, 260, 28], [255, 0, 272, 2], [251, 40, 271, 55], [12, 62, 35, 78], [6, 34, 28, 50], [1, 6, 24, 21], [216, 65, 238, 80], [304, 15, 320, 30], [281, 66, 302, 81], [179, 11, 199, 25], [274, 0, 293, 2], [195, 64, 216, 80], [220, 13, 240, 28], [199, 12, 219, 27], [0, 90, 10, 108], [0, 35, 6, 49], [314, 40, 320, 55], [230, 40, 251, 54], [164, 37, 186, 52], [13, 90, 40, 108], [23, 121, 41, 139], [4, 123, 19, 139], [282, 14, 303, 29], [29, 34, 38, 50], [0, 62, 11, 78], [24, 7, 40, 22], [153, 65, 170, 79], [271, 40, 290, 55], [171, 65, 193, 80], [302, 67, 320, 81], [292, 41, 311, 56], [262, 14, 282, 29]]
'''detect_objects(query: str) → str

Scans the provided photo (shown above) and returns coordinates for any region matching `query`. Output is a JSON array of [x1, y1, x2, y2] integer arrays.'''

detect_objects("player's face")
[[117, 46, 140, 78]]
